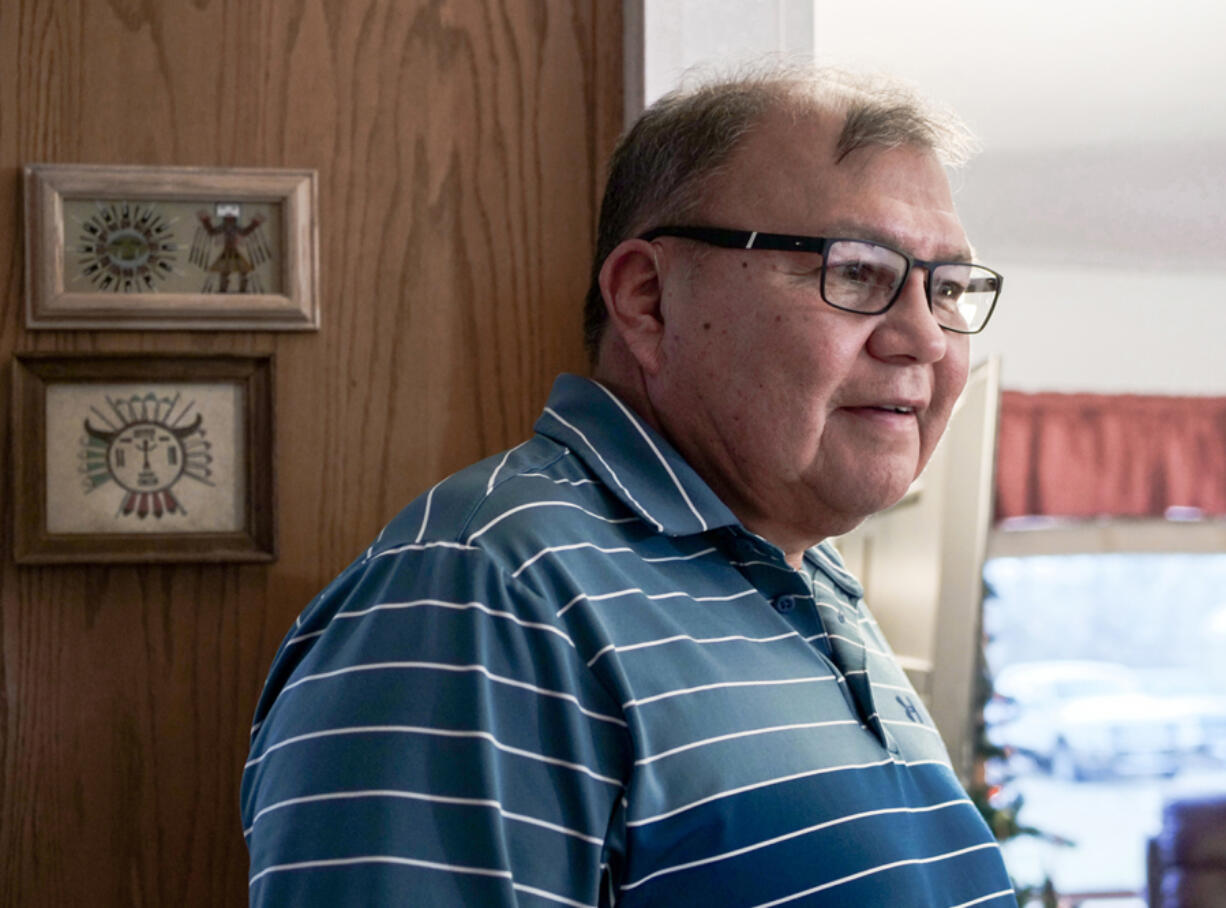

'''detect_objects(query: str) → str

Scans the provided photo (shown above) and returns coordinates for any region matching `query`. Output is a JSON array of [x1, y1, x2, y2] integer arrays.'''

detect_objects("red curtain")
[[995, 392, 1226, 520]]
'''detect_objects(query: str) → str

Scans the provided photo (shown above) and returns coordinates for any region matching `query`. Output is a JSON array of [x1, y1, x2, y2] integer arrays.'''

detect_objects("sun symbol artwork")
[[74, 200, 179, 293], [79, 391, 214, 519]]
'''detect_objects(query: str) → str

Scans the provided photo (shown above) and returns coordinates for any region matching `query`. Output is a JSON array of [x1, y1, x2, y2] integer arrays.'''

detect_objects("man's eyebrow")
[[819, 223, 974, 262]]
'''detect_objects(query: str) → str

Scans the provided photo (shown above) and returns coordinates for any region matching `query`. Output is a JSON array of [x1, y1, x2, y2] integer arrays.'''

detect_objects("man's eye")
[[933, 279, 966, 301], [830, 262, 893, 287]]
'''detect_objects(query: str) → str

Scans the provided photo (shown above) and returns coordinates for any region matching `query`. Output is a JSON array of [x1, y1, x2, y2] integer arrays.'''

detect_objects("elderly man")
[[243, 68, 1012, 906]]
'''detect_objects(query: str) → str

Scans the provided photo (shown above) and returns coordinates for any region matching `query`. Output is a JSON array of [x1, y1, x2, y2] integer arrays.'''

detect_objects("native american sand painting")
[[44, 382, 246, 535], [62, 198, 281, 295]]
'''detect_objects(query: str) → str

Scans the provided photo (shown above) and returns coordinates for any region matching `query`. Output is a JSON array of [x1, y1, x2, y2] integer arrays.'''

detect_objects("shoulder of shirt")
[[359, 433, 616, 566], [267, 435, 596, 681]]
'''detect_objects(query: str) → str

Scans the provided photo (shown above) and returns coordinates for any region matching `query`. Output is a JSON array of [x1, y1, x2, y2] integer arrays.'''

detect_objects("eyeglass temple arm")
[[639, 226, 829, 253]]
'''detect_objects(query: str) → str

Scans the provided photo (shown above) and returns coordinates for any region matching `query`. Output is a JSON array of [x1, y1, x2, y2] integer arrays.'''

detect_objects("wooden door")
[[0, 2, 622, 904]]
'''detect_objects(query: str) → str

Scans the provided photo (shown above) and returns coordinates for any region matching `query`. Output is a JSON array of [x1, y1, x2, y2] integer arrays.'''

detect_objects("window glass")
[[983, 553, 1226, 902]]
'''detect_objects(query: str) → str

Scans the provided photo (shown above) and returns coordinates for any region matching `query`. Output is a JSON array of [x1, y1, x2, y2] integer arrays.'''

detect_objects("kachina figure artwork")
[[63, 198, 281, 296], [190, 203, 272, 293], [44, 381, 246, 536]]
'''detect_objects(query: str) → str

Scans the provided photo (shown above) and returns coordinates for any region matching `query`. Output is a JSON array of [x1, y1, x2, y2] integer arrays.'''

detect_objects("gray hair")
[[582, 65, 978, 359]]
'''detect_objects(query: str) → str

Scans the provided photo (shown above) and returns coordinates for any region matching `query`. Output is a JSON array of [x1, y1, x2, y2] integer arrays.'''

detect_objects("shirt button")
[[773, 595, 796, 613]]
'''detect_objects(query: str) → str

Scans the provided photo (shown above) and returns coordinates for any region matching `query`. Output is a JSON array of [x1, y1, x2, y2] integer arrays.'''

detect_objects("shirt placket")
[[810, 578, 891, 749], [723, 530, 895, 751]]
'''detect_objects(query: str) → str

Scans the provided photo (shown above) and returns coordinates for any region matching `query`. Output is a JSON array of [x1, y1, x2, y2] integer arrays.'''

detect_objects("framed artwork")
[[23, 163, 318, 330], [11, 353, 276, 564]]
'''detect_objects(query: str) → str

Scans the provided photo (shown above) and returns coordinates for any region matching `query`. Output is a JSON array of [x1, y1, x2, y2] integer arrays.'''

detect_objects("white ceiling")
[[810, 0, 1226, 272], [957, 139, 1226, 272], [813, 0, 1226, 153]]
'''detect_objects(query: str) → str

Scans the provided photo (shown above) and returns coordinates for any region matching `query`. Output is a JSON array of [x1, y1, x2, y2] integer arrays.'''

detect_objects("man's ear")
[[598, 238, 668, 375]]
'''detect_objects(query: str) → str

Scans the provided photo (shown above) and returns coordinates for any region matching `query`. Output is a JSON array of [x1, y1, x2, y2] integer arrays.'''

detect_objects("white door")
[[834, 356, 1001, 784]]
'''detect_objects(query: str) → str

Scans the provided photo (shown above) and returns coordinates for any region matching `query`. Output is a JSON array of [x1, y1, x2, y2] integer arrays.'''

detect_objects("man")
[[243, 67, 1012, 906]]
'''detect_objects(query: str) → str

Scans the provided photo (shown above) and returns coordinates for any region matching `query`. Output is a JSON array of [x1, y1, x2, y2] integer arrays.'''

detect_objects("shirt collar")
[[533, 375, 865, 598], [805, 541, 865, 599], [533, 374, 740, 537]]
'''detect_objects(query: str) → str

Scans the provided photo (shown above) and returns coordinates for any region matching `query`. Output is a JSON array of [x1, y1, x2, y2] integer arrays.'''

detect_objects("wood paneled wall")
[[0, 2, 622, 904]]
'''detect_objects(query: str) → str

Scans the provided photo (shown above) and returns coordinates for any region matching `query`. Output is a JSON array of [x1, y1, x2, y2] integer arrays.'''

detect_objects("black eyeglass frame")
[[638, 225, 1003, 335]]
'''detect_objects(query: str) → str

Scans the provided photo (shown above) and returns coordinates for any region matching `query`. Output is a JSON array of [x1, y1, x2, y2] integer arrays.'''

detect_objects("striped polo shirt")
[[242, 373, 1016, 907]]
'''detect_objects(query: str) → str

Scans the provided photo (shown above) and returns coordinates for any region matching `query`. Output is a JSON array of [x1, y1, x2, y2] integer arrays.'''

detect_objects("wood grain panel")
[[0, 1, 622, 904]]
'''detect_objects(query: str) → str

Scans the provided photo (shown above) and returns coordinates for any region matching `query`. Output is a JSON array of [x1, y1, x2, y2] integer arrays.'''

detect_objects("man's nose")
[[866, 270, 948, 364]]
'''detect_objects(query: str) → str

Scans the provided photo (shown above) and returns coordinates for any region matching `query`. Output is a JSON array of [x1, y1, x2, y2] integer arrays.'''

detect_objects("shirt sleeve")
[[241, 543, 631, 906]]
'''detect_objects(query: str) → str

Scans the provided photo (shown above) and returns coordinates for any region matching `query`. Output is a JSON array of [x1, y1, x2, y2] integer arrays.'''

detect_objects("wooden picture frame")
[[12, 353, 276, 564], [23, 164, 319, 330]]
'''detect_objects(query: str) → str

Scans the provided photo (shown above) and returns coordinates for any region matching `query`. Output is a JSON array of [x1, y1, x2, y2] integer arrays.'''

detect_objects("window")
[[983, 553, 1226, 901]]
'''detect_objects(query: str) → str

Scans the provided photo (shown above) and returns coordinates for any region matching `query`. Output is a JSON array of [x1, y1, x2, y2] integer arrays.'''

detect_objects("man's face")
[[643, 111, 972, 551]]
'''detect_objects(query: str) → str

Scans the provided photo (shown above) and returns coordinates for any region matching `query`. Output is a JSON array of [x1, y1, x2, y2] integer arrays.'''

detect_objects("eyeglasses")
[[639, 225, 1002, 334]]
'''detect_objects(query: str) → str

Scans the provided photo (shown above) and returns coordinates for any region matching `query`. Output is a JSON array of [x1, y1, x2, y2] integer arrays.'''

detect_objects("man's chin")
[[883, 473, 921, 508], [827, 473, 919, 529]]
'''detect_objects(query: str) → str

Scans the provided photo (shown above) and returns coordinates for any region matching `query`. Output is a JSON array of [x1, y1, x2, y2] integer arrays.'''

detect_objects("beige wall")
[[0, 1, 621, 903]]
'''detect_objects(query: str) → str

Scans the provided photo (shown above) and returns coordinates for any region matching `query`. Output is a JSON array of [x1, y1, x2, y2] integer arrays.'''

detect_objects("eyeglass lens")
[[823, 240, 998, 333]]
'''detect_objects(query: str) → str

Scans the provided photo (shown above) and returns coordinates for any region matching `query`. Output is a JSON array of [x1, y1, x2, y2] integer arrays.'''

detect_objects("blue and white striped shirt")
[[242, 373, 1016, 907]]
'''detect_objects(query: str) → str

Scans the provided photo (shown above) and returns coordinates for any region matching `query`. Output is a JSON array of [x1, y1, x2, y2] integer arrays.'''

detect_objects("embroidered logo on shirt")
[[896, 695, 924, 724]]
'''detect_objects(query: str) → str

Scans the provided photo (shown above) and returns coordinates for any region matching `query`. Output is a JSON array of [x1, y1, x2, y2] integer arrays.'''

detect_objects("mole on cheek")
[[702, 322, 712, 330]]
